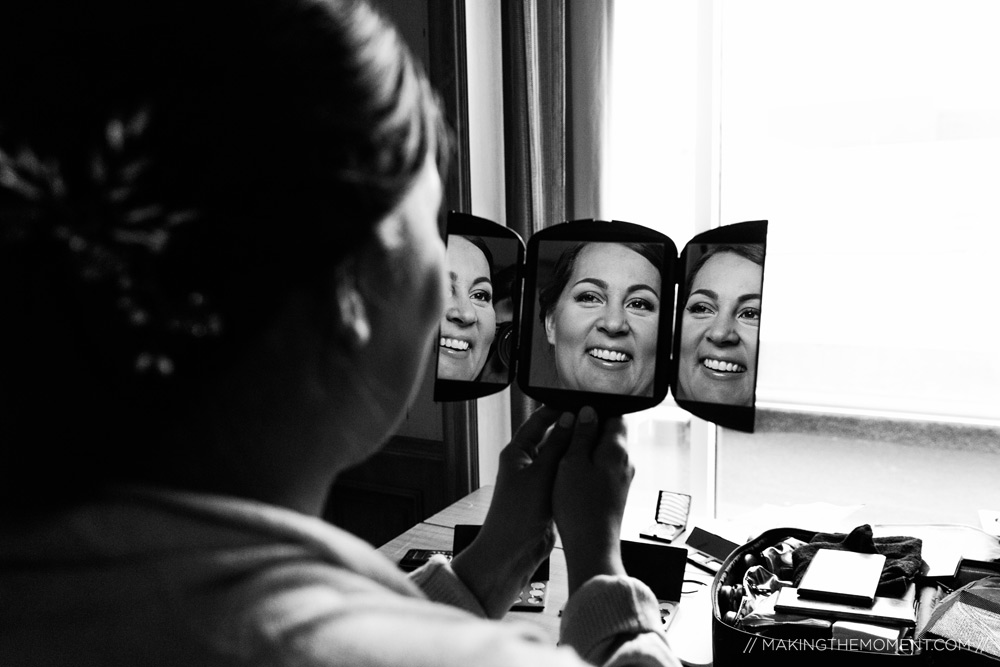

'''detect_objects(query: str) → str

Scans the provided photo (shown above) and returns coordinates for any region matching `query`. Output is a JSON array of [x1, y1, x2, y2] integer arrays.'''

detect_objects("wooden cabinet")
[[324, 436, 450, 547]]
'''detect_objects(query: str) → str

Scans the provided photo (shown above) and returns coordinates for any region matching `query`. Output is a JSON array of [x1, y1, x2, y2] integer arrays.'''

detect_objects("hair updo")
[[0, 0, 450, 506]]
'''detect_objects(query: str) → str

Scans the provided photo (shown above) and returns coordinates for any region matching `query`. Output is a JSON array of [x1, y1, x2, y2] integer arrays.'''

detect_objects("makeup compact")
[[433, 212, 768, 431]]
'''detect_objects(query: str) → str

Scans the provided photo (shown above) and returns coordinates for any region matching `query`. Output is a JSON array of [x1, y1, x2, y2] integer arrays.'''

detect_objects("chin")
[[702, 388, 751, 406], [634, 382, 654, 398], [577, 379, 633, 395], [437, 367, 464, 381]]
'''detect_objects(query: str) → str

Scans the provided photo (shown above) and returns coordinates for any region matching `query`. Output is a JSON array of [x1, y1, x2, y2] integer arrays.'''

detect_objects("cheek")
[[555, 306, 590, 345], [636, 319, 659, 356], [484, 316, 497, 347], [743, 325, 760, 358], [481, 306, 496, 332], [681, 319, 703, 353]]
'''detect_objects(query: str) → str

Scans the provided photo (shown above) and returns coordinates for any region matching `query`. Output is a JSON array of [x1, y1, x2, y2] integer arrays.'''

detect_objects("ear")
[[332, 260, 372, 352], [544, 312, 556, 346]]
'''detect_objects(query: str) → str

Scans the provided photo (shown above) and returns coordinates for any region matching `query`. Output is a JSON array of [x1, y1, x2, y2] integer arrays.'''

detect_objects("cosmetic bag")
[[710, 525, 1000, 666]]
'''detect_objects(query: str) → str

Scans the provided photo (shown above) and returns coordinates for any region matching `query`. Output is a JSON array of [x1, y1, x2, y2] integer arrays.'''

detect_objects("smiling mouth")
[[440, 337, 470, 351], [702, 358, 746, 373], [589, 348, 632, 363]]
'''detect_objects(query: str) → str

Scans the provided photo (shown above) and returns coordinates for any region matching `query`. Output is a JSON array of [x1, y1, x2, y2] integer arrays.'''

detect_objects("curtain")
[[430, 0, 479, 499], [567, 0, 613, 220], [501, 0, 613, 430]]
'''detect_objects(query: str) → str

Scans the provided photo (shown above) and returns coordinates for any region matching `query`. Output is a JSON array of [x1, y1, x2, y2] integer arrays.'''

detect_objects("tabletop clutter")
[[714, 524, 1000, 661]]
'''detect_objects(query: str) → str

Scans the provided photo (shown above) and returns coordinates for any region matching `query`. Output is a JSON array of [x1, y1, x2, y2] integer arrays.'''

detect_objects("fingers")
[[508, 406, 561, 453], [507, 405, 579, 460], [531, 410, 576, 467], [562, 406, 600, 462], [557, 408, 630, 469], [504, 405, 630, 470], [592, 415, 628, 467]]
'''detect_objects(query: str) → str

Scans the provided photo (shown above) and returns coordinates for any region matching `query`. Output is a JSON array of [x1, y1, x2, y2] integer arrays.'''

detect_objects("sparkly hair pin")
[[0, 108, 222, 377]]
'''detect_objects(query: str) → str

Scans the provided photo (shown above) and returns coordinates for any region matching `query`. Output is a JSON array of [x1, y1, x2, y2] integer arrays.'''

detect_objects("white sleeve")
[[407, 554, 488, 617], [411, 559, 681, 667], [559, 575, 683, 667]]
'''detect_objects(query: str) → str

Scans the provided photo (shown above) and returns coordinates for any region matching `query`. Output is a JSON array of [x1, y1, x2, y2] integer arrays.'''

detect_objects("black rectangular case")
[[711, 526, 1000, 666]]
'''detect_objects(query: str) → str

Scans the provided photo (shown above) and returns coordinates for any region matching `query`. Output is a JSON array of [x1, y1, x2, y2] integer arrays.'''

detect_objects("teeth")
[[702, 358, 746, 373], [440, 337, 470, 351], [589, 348, 631, 362]]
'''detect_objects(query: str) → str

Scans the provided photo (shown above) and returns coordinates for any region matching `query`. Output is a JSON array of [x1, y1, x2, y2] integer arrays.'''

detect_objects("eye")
[[685, 301, 715, 317], [574, 291, 604, 305], [626, 298, 655, 312], [470, 289, 493, 304], [738, 307, 761, 323]]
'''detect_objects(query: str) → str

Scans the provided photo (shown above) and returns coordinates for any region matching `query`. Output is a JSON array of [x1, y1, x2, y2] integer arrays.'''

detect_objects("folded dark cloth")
[[792, 524, 924, 598]]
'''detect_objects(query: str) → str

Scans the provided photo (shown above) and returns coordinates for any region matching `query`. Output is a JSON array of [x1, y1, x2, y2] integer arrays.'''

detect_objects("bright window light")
[[606, 1, 699, 244], [722, 0, 1000, 422], [611, 0, 1000, 422]]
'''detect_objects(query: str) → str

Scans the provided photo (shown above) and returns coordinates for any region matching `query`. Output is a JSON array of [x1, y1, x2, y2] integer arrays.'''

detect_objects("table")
[[376, 485, 716, 666]]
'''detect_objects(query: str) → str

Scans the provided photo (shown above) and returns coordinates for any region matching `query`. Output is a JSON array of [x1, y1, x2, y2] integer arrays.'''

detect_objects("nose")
[[446, 292, 477, 326], [598, 302, 630, 336], [706, 313, 739, 345]]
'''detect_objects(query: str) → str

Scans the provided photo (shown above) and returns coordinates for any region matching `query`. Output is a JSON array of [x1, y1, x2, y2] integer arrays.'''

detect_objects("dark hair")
[[0, 0, 449, 508], [537, 242, 665, 325], [680, 243, 765, 306]]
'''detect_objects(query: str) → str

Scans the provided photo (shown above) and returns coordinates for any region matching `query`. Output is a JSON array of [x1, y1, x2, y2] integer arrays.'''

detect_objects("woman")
[[538, 242, 663, 397], [437, 235, 497, 382], [675, 244, 764, 407], [0, 2, 678, 666]]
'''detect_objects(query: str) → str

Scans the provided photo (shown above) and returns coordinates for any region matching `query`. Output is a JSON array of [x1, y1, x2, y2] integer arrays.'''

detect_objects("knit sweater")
[[0, 486, 679, 667]]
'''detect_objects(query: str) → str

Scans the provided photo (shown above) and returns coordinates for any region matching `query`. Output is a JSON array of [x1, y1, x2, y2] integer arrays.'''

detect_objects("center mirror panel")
[[518, 220, 677, 416], [433, 212, 525, 402]]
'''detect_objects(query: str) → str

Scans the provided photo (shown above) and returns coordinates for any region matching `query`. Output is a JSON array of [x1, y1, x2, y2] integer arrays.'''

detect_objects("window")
[[611, 0, 1000, 527], [607, 3, 699, 246], [721, 0, 1000, 421]]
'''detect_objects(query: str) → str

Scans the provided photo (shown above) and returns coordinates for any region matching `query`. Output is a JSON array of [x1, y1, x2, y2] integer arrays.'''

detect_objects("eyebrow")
[[574, 278, 660, 298], [689, 288, 761, 303], [451, 272, 493, 289]]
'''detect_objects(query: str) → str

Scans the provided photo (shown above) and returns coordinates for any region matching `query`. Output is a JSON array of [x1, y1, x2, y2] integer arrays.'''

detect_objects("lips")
[[588, 347, 632, 363], [440, 337, 471, 351], [701, 357, 746, 373]]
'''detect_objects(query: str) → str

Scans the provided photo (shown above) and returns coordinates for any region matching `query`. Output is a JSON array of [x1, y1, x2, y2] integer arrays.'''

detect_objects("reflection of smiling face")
[[677, 252, 762, 406], [544, 243, 660, 396], [437, 235, 496, 381]]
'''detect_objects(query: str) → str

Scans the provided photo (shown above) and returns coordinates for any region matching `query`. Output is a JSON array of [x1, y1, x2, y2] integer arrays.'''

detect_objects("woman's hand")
[[552, 405, 633, 594], [450, 406, 576, 618]]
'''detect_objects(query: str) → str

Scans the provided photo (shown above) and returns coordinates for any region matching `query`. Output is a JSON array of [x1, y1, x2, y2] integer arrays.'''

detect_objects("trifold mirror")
[[434, 212, 768, 432]]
